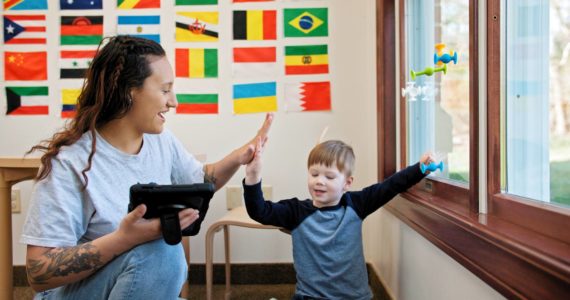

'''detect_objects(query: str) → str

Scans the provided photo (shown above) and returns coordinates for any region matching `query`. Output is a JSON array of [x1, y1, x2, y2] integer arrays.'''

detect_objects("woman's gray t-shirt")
[[20, 129, 204, 247]]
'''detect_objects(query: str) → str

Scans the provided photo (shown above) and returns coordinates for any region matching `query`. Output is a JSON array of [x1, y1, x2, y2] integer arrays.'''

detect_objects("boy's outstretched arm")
[[242, 140, 298, 230], [351, 151, 434, 218], [203, 113, 273, 191]]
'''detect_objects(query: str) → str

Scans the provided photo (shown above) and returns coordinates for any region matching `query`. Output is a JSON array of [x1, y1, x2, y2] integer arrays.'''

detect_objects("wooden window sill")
[[385, 187, 570, 299]]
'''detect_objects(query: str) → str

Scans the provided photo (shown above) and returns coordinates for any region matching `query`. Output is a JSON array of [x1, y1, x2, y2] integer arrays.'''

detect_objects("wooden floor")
[[14, 284, 297, 300]]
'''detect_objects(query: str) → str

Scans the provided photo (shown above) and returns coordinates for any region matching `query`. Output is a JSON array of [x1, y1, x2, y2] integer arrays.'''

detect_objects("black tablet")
[[129, 183, 215, 245]]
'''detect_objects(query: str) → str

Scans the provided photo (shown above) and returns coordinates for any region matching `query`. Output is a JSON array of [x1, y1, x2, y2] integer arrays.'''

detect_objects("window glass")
[[503, 0, 570, 207], [404, 0, 470, 183]]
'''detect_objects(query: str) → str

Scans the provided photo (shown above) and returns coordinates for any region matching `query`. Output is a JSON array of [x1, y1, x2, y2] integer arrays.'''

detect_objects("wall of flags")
[[1, 0, 332, 117]]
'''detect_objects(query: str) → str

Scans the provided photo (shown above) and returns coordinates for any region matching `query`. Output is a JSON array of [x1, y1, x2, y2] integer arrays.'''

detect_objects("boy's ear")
[[344, 176, 354, 191]]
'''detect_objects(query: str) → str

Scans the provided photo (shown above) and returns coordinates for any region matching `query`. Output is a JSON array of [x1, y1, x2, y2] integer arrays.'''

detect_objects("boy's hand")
[[419, 152, 435, 173], [245, 137, 264, 185]]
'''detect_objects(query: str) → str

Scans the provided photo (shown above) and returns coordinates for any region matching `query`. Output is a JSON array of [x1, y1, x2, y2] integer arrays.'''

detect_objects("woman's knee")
[[131, 239, 187, 277]]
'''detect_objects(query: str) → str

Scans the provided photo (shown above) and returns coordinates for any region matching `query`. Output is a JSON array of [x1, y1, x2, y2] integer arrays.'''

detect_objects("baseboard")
[[15, 263, 392, 299], [366, 264, 393, 300], [187, 263, 297, 285], [13, 266, 28, 287]]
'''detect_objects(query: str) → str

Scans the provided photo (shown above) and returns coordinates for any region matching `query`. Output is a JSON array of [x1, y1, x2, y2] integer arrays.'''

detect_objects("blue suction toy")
[[420, 161, 444, 174]]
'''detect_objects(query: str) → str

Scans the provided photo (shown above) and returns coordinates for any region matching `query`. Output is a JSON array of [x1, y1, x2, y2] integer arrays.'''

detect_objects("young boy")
[[243, 139, 432, 300]]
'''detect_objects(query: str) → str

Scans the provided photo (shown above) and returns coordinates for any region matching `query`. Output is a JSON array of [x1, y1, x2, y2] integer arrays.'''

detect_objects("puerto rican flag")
[[3, 15, 46, 44]]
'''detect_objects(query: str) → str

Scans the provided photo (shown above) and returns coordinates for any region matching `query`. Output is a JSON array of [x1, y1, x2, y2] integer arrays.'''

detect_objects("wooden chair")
[[205, 206, 282, 300]]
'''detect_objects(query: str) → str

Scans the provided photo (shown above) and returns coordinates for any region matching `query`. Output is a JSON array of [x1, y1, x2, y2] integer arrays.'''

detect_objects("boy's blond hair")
[[307, 140, 355, 176]]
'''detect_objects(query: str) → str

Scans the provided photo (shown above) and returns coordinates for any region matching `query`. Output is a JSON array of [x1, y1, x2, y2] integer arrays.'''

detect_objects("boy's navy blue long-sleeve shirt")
[[243, 163, 426, 300]]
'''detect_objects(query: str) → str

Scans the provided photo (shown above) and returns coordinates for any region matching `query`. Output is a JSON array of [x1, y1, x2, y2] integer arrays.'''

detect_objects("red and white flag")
[[284, 81, 331, 112], [232, 46, 276, 78]]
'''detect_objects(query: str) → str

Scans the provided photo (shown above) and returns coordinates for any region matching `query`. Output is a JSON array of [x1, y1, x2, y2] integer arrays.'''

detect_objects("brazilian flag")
[[283, 8, 328, 38]]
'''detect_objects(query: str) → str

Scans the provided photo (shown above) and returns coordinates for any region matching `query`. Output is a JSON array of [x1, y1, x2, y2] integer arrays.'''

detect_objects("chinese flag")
[[4, 51, 47, 81]]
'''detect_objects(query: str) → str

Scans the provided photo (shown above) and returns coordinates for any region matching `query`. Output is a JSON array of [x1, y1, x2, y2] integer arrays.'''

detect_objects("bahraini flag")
[[3, 14, 46, 44], [285, 45, 329, 75], [176, 11, 218, 42], [176, 0, 217, 5], [233, 10, 276, 41], [176, 48, 218, 78], [233, 82, 277, 115], [60, 16, 103, 45], [118, 15, 160, 43], [117, 0, 159, 9], [60, 0, 102, 9], [4, 51, 47, 81], [176, 93, 218, 114], [232, 47, 276, 78], [5, 86, 49, 115], [284, 81, 331, 112], [284, 8, 328, 37], [4, 0, 47, 10], [60, 50, 96, 79], [61, 88, 81, 118]]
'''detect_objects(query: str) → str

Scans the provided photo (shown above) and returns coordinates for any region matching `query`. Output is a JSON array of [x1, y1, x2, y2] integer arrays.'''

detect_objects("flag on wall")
[[176, 48, 218, 78], [3, 15, 46, 44], [60, 50, 96, 79], [233, 82, 277, 114], [233, 10, 276, 41], [4, 51, 47, 81], [175, 12, 218, 42], [3, 0, 47, 10], [176, 0, 217, 5], [60, 0, 102, 9], [60, 16, 103, 45], [117, 0, 159, 9], [285, 45, 329, 75], [5, 86, 49, 115], [284, 8, 328, 37], [284, 81, 331, 112], [176, 93, 218, 114], [232, 47, 276, 78], [61, 88, 81, 118], [233, 0, 273, 2], [117, 15, 160, 43]]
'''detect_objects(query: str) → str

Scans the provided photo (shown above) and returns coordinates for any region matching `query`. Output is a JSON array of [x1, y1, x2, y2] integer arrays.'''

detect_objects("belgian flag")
[[233, 10, 276, 41]]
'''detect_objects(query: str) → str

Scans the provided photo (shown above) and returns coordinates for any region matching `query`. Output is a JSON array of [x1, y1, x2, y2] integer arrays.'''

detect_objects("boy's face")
[[307, 163, 353, 208]]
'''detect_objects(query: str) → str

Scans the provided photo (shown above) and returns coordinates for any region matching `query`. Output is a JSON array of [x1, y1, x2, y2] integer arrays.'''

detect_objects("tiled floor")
[[14, 284, 297, 300]]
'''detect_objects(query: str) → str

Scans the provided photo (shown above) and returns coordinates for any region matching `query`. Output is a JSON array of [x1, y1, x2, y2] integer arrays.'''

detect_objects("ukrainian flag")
[[233, 82, 277, 114]]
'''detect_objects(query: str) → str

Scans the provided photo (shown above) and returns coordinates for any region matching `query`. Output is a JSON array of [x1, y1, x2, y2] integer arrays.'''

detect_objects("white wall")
[[364, 209, 505, 300], [2, 0, 379, 265]]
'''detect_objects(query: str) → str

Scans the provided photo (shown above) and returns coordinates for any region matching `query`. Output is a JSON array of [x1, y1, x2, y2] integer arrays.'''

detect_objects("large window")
[[503, 0, 570, 207], [378, 0, 570, 298]]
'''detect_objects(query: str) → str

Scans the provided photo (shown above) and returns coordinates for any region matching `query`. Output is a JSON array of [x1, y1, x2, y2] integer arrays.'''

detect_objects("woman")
[[21, 35, 273, 299]]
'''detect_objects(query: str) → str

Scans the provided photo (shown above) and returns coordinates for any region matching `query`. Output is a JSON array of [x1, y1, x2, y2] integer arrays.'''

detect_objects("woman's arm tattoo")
[[204, 166, 217, 185], [27, 242, 105, 285]]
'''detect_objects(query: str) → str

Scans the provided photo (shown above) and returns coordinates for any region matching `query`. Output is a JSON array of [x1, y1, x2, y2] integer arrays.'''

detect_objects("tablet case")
[[129, 183, 215, 245]]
